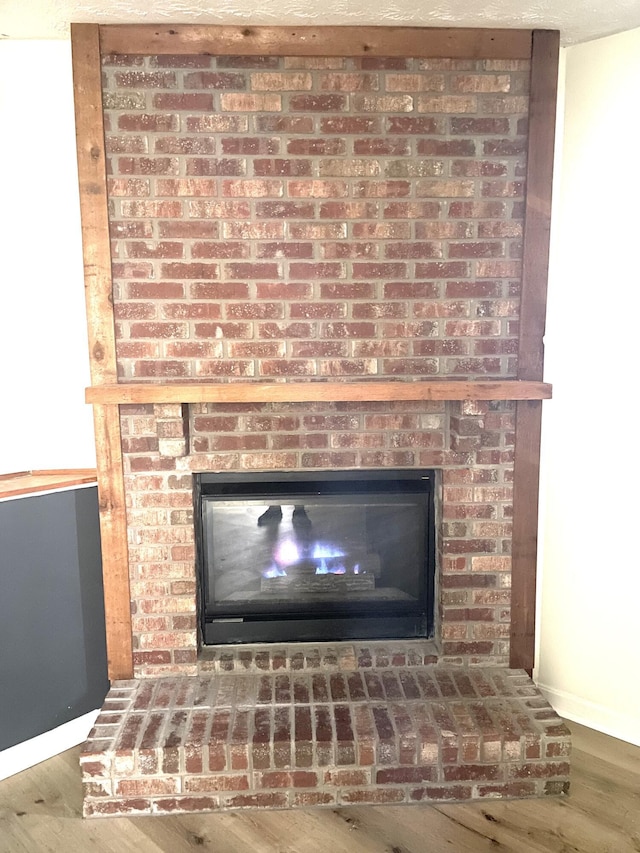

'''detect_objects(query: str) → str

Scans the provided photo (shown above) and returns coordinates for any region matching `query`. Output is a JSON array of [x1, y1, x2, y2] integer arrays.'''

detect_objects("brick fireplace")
[[120, 396, 518, 675], [104, 44, 533, 677], [72, 24, 566, 817]]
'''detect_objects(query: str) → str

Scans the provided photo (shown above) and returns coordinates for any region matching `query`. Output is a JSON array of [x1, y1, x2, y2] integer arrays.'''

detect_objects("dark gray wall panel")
[[0, 486, 108, 751]]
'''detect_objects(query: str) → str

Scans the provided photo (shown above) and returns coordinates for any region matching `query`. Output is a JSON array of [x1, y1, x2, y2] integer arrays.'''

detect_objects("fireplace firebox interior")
[[195, 470, 436, 645]]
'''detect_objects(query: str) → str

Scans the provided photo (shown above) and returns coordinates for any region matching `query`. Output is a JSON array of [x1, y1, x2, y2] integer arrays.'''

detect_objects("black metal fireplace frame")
[[194, 469, 436, 645]]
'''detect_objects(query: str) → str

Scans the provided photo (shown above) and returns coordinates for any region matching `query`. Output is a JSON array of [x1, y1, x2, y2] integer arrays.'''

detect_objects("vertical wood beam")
[[510, 30, 560, 672], [91, 405, 133, 680], [71, 23, 133, 680], [70, 24, 118, 385]]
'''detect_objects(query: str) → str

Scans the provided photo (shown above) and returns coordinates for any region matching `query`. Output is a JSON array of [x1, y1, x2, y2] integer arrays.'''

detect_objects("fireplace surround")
[[72, 23, 562, 816]]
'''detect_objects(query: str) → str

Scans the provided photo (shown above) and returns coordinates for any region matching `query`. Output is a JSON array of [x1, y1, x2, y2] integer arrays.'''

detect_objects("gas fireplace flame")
[[311, 543, 346, 560], [274, 538, 301, 567], [260, 538, 361, 578], [312, 542, 347, 574], [263, 564, 287, 579]]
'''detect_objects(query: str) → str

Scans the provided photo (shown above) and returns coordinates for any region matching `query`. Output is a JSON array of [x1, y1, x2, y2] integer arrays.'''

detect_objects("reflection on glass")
[[204, 501, 423, 608]]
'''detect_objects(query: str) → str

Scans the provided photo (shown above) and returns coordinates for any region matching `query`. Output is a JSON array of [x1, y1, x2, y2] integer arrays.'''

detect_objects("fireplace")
[[195, 469, 436, 644], [80, 30, 551, 678], [73, 24, 565, 819]]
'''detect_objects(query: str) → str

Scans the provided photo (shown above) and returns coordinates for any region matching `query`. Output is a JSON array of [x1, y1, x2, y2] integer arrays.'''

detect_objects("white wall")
[[536, 27, 640, 745], [0, 43, 98, 775], [0, 41, 95, 474]]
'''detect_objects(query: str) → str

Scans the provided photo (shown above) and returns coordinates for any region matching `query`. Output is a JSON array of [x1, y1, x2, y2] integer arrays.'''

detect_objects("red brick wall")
[[103, 53, 527, 676]]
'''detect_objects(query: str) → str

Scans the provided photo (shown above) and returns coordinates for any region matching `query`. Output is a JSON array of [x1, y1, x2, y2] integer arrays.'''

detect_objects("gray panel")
[[0, 486, 108, 752]]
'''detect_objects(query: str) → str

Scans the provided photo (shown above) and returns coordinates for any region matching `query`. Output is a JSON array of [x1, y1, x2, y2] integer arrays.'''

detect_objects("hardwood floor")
[[1, 721, 639, 852]]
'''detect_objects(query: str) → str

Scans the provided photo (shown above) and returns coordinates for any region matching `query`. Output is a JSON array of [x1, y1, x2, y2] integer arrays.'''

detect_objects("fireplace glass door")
[[195, 470, 435, 644]]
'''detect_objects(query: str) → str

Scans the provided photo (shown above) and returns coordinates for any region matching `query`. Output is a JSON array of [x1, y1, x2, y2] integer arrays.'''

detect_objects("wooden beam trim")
[[72, 24, 133, 680], [92, 405, 134, 680], [510, 30, 560, 672], [98, 24, 533, 59], [70, 23, 118, 386], [86, 380, 552, 406], [510, 400, 544, 673], [518, 29, 560, 381]]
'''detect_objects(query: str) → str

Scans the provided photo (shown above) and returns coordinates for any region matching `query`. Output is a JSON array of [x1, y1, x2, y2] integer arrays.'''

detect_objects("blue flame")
[[263, 539, 357, 578], [311, 542, 347, 575], [263, 564, 287, 579], [312, 542, 345, 560]]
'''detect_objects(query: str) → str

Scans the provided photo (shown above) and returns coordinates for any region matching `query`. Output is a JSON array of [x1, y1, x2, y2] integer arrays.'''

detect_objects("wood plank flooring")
[[1, 721, 639, 852]]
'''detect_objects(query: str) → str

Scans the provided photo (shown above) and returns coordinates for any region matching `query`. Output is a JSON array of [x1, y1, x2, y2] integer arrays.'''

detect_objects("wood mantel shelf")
[[86, 380, 552, 406]]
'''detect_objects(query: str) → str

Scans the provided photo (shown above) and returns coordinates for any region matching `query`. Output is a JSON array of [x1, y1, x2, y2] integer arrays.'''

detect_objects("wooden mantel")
[[72, 23, 559, 681], [86, 380, 551, 406]]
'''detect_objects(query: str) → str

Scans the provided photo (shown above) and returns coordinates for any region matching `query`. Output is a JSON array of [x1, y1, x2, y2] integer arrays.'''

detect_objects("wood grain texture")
[[99, 25, 533, 59], [511, 400, 544, 672], [1, 722, 638, 852], [518, 29, 560, 381], [0, 470, 97, 500], [70, 23, 118, 387], [72, 24, 134, 681], [510, 30, 560, 672], [91, 405, 133, 681], [85, 380, 552, 406]]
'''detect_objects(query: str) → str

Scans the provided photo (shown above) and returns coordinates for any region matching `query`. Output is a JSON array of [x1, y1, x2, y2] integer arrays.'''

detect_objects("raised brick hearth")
[[82, 642, 570, 817]]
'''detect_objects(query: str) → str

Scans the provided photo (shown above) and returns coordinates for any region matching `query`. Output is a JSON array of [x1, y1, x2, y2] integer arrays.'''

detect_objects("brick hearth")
[[82, 642, 570, 817]]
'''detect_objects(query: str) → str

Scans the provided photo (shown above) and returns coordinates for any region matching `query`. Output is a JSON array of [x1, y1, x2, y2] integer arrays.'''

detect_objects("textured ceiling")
[[1, 0, 640, 45]]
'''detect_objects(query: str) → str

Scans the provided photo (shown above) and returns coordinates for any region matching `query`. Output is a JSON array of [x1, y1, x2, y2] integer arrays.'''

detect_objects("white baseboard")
[[0, 709, 100, 782], [536, 682, 640, 747]]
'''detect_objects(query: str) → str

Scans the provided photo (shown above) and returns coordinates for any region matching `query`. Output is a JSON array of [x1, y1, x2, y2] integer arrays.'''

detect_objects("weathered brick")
[[220, 93, 282, 111], [183, 71, 247, 89], [103, 54, 529, 681], [153, 93, 213, 110], [115, 71, 176, 88], [251, 72, 312, 90], [187, 115, 249, 132]]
